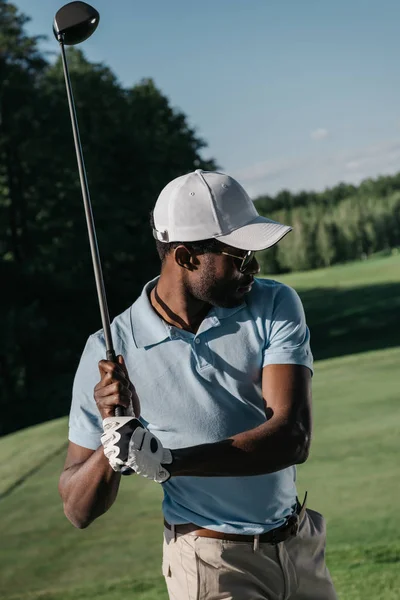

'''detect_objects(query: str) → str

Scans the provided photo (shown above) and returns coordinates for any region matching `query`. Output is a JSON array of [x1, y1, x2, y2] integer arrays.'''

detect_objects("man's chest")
[[123, 320, 267, 447]]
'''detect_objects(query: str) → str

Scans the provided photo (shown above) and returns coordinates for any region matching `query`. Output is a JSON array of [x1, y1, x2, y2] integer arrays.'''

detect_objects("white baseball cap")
[[152, 170, 292, 251]]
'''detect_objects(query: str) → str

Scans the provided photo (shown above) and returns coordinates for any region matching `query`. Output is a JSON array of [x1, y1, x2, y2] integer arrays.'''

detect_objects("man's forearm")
[[59, 447, 121, 528], [169, 418, 309, 477]]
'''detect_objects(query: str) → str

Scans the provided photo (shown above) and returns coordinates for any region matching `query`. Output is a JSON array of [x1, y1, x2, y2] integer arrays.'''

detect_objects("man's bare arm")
[[59, 355, 137, 528], [59, 442, 121, 528], [168, 364, 312, 477]]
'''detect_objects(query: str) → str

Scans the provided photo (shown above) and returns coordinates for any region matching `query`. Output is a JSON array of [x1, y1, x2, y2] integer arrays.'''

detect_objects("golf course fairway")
[[1, 253, 399, 600]]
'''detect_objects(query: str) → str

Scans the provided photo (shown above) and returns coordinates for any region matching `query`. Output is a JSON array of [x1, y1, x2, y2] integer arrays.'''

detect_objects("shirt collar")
[[195, 302, 245, 336], [130, 277, 247, 348], [130, 276, 171, 349]]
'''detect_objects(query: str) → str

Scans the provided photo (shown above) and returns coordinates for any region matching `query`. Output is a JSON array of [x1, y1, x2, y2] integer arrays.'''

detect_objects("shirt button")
[[195, 338, 201, 344]]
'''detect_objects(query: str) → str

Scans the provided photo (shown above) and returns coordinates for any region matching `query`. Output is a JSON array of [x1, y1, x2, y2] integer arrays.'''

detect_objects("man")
[[59, 170, 338, 599]]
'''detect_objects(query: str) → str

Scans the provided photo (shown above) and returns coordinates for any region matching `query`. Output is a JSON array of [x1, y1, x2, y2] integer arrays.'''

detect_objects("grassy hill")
[[1, 253, 399, 600], [277, 250, 400, 361]]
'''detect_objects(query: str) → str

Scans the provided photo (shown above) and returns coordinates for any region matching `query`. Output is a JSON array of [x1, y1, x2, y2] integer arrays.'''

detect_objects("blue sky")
[[14, 0, 400, 197]]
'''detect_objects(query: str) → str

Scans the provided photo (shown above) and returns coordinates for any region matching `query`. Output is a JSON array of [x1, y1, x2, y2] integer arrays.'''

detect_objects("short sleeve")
[[262, 284, 313, 374], [68, 334, 106, 449]]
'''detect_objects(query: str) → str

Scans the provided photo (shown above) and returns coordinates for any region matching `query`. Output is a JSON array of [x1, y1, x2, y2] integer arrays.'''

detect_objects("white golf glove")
[[101, 416, 143, 473], [101, 417, 172, 483], [126, 427, 173, 483]]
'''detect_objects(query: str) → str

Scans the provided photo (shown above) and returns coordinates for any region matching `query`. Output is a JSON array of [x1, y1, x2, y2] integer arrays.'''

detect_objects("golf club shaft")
[[59, 37, 124, 417]]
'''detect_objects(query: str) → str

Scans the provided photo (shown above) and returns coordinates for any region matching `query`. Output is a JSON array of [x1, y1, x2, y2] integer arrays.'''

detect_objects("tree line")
[[255, 175, 400, 273]]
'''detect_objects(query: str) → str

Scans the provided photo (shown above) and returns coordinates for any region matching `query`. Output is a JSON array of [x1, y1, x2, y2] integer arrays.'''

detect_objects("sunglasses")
[[221, 249, 256, 273]]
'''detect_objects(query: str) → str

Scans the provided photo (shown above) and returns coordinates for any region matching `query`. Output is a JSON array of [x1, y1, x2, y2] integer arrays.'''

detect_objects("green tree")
[[315, 220, 335, 267], [0, 0, 49, 433], [0, 4, 217, 435], [256, 174, 400, 274]]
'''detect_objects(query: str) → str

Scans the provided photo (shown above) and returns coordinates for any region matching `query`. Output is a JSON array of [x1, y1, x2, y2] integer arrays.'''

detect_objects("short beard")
[[186, 262, 244, 309]]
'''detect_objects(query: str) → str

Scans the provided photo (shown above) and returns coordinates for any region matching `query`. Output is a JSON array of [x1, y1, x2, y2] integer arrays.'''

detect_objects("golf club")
[[53, 2, 125, 419]]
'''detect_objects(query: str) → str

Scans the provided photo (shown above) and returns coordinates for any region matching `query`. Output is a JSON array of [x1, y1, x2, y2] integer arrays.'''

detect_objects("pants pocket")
[[162, 535, 172, 578], [285, 509, 338, 599], [162, 532, 200, 600], [162, 556, 171, 578], [305, 508, 327, 538]]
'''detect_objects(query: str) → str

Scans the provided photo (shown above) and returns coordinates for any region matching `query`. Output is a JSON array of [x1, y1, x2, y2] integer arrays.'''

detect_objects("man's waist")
[[164, 492, 308, 545], [162, 470, 298, 532]]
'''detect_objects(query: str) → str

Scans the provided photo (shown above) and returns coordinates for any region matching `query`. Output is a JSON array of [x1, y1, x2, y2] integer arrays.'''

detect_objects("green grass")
[[271, 252, 400, 361], [0, 418, 67, 497], [1, 254, 400, 600], [273, 251, 400, 290]]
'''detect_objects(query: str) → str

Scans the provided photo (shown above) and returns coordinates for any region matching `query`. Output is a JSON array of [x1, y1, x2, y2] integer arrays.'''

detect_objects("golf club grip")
[[107, 342, 134, 475], [106, 349, 116, 362], [106, 343, 132, 475], [115, 405, 124, 417], [106, 349, 126, 418]]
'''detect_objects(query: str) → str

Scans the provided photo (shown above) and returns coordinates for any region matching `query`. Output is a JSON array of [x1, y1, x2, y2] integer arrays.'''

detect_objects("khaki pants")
[[162, 508, 338, 600]]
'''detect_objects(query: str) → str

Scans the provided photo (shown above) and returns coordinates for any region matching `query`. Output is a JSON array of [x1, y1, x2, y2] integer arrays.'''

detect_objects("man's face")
[[184, 244, 260, 308]]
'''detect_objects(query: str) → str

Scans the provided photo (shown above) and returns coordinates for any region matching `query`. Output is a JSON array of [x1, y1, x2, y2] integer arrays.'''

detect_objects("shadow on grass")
[[297, 283, 400, 361]]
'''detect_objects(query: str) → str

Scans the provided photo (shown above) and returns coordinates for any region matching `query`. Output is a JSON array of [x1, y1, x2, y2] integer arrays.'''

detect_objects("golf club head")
[[53, 1, 99, 45]]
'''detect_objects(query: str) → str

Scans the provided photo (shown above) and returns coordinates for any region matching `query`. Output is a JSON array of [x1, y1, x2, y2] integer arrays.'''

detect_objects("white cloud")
[[232, 139, 400, 198], [345, 160, 360, 171], [310, 128, 329, 141]]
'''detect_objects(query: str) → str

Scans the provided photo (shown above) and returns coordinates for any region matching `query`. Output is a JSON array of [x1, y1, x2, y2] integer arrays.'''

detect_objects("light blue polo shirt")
[[69, 276, 313, 535]]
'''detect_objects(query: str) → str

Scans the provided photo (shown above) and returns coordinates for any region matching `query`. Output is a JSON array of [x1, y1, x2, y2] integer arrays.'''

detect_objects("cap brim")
[[215, 215, 292, 251]]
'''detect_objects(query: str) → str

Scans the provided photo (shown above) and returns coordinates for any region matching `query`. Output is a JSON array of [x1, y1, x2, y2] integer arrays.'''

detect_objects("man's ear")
[[174, 246, 197, 270]]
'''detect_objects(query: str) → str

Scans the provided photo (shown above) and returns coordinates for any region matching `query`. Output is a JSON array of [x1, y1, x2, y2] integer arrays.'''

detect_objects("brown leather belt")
[[164, 492, 307, 545]]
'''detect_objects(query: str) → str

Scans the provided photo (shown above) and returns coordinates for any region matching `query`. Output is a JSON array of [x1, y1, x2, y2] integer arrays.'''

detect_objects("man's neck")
[[149, 277, 210, 334]]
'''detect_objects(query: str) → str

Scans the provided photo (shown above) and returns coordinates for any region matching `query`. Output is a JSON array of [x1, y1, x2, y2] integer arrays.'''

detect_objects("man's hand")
[[95, 354, 142, 475], [101, 415, 143, 473], [126, 428, 173, 483], [101, 418, 173, 482], [94, 355, 141, 419]]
